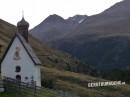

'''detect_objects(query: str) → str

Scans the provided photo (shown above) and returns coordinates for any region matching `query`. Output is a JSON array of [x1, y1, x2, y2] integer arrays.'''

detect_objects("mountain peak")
[[67, 15, 88, 24], [44, 14, 65, 23]]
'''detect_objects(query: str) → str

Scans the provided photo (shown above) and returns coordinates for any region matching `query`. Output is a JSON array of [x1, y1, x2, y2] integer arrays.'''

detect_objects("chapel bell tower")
[[17, 17, 29, 42]]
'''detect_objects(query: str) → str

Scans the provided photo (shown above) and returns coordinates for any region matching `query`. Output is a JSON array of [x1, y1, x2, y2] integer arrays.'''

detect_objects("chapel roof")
[[17, 33, 41, 65], [0, 33, 41, 65]]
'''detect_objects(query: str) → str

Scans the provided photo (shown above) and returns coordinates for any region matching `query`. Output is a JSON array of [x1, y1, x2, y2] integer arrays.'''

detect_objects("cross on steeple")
[[22, 10, 24, 18]]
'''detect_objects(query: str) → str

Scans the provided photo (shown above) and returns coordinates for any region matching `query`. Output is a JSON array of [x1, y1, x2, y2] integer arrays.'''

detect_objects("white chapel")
[[0, 17, 41, 87]]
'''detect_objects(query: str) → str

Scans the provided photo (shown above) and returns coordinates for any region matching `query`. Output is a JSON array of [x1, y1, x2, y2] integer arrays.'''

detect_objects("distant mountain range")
[[30, 14, 87, 43], [31, 0, 130, 72]]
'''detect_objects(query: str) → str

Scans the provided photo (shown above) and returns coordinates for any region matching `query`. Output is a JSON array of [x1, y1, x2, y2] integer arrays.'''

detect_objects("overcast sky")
[[0, 0, 123, 29]]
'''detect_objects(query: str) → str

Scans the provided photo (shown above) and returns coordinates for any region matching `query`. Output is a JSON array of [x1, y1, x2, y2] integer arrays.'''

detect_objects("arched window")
[[15, 66, 21, 72], [16, 75, 21, 81]]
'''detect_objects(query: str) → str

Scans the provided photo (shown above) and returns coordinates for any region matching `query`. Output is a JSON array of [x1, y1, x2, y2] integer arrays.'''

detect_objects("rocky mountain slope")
[[0, 19, 130, 97], [31, 0, 130, 72], [30, 14, 87, 43]]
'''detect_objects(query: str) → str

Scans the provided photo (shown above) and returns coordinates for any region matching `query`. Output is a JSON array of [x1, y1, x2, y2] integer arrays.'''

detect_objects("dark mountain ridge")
[[30, 14, 88, 42]]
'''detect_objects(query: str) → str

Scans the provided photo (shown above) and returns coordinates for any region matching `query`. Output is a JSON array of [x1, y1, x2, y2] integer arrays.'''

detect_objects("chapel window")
[[15, 66, 21, 72]]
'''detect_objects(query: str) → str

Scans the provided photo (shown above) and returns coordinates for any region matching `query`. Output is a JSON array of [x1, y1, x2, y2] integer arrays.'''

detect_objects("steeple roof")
[[17, 17, 29, 27]]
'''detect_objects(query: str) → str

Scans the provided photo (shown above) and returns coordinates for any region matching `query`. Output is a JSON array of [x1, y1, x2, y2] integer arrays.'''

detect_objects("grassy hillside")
[[0, 19, 130, 97], [42, 67, 130, 97], [0, 88, 61, 97], [0, 80, 61, 97]]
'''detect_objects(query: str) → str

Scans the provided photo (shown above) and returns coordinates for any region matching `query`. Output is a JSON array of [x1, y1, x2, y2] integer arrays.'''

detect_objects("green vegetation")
[[42, 67, 130, 97], [0, 87, 61, 97], [0, 91, 60, 97]]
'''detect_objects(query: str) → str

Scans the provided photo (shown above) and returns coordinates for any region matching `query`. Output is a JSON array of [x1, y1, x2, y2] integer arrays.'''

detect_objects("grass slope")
[[0, 90, 61, 97], [0, 86, 61, 97], [42, 67, 130, 97]]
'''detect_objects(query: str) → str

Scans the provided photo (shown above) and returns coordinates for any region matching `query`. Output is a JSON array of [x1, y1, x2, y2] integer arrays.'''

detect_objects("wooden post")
[[33, 81, 37, 97], [0, 45, 2, 54], [0, 80, 5, 92], [0, 45, 2, 56]]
